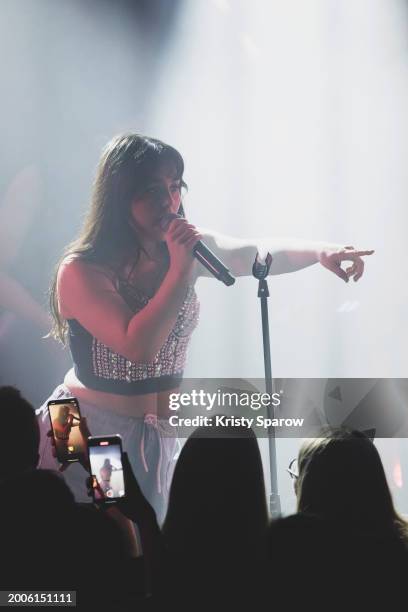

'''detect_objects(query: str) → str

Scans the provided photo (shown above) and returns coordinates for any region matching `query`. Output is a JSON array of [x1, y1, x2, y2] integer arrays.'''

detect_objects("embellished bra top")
[[67, 282, 200, 396]]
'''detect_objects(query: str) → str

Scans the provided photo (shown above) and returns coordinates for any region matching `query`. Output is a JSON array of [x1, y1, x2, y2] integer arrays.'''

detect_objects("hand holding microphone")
[[160, 213, 236, 286], [161, 214, 202, 281]]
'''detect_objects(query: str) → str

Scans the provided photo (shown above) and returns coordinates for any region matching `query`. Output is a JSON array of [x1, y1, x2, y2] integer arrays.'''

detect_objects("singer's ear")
[[177, 203, 186, 218]]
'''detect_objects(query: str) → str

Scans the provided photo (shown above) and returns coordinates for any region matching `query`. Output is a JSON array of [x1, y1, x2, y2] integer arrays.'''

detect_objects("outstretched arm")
[[196, 230, 374, 282]]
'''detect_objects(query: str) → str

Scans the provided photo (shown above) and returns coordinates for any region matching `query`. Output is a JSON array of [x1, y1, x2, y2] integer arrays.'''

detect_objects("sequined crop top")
[[67, 283, 200, 395]]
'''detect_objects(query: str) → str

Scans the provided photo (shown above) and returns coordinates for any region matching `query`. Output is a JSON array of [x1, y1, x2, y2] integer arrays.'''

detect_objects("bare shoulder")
[[58, 256, 115, 287], [57, 256, 117, 318]]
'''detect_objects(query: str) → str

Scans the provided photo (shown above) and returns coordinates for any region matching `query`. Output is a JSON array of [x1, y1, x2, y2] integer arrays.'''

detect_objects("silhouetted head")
[[296, 428, 407, 537], [163, 418, 268, 559], [0, 386, 40, 481]]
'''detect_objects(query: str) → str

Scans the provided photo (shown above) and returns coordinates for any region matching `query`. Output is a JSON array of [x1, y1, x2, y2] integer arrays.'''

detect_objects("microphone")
[[160, 213, 236, 286]]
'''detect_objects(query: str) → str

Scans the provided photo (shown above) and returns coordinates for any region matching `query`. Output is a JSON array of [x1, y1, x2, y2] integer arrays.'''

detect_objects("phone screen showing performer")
[[48, 398, 84, 463], [88, 435, 126, 503]]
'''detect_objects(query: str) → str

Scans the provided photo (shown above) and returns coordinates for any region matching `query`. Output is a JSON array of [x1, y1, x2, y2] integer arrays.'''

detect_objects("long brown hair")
[[296, 428, 408, 542], [49, 133, 186, 343]]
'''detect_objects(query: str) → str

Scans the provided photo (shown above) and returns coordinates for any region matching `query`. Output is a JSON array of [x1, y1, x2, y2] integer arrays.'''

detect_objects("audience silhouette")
[[160, 419, 269, 606], [0, 386, 40, 480], [1, 387, 408, 608], [268, 428, 408, 608], [0, 387, 144, 608]]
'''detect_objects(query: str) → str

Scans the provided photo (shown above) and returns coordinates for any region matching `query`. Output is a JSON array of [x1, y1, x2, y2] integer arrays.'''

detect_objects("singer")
[[36, 133, 374, 521]]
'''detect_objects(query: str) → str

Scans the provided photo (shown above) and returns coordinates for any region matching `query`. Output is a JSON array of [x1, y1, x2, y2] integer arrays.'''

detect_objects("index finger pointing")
[[342, 250, 374, 259]]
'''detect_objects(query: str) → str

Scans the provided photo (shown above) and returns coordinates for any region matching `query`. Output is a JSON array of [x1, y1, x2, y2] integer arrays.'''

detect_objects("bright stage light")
[[146, 0, 408, 513]]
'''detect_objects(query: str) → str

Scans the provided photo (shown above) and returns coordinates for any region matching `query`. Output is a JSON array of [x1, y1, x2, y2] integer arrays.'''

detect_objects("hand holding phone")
[[115, 452, 157, 528]]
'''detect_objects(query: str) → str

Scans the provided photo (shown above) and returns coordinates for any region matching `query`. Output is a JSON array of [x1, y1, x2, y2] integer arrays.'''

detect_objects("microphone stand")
[[252, 253, 281, 518]]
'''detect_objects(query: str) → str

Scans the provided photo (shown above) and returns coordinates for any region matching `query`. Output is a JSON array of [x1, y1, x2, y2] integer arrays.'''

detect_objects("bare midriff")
[[64, 367, 176, 419]]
